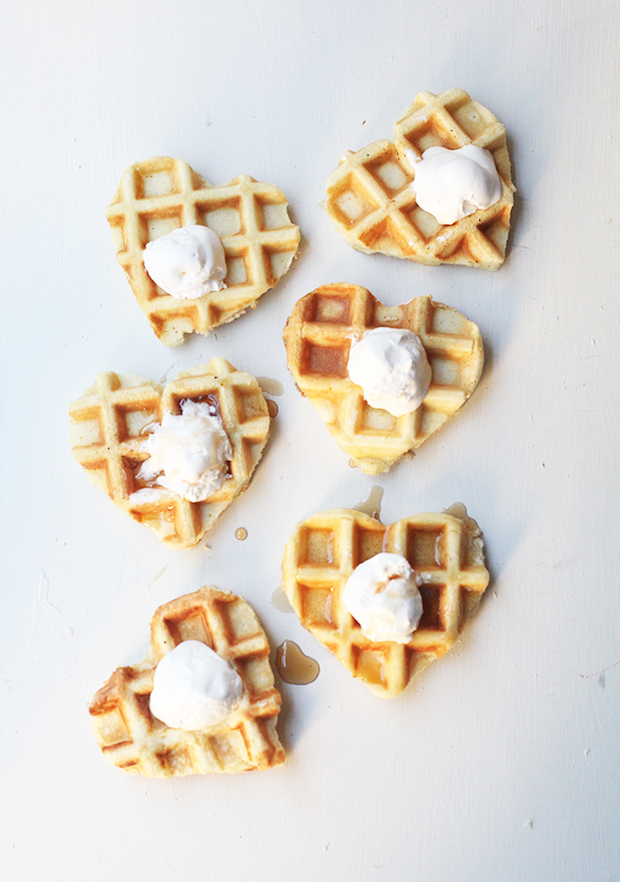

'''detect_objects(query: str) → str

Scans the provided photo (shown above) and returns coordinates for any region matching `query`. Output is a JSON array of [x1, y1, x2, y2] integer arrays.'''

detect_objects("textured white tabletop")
[[2, 1, 619, 879]]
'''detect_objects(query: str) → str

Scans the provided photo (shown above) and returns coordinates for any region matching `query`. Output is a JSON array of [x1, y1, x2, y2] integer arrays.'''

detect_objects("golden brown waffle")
[[282, 508, 490, 698], [283, 284, 483, 474], [106, 156, 301, 345], [89, 588, 284, 776], [69, 358, 270, 549], [325, 89, 515, 270]]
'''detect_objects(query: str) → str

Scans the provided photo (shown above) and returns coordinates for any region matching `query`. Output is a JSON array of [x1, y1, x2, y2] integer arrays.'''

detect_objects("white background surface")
[[2, 1, 619, 879]]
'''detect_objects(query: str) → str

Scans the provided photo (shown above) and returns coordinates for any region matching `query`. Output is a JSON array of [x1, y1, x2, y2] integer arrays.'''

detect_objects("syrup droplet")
[[267, 399, 279, 418], [257, 377, 284, 396], [271, 585, 294, 613], [354, 485, 384, 520], [235, 527, 248, 541], [348, 459, 358, 469], [276, 640, 320, 685]]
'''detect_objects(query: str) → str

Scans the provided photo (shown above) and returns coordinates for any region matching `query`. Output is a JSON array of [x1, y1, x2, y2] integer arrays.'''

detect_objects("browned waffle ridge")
[[282, 508, 490, 698], [69, 359, 271, 549], [89, 587, 284, 776], [325, 89, 515, 270], [283, 284, 484, 474], [106, 156, 301, 344]]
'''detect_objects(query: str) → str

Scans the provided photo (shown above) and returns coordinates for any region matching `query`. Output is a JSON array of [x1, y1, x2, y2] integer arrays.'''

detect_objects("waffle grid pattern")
[[69, 359, 271, 548], [325, 90, 515, 270], [282, 509, 489, 697], [106, 157, 300, 344], [89, 588, 284, 776], [283, 284, 483, 474]]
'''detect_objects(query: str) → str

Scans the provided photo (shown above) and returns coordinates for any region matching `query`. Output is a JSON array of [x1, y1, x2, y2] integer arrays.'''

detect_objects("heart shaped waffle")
[[282, 508, 490, 698], [283, 284, 483, 474], [325, 89, 515, 270], [106, 156, 300, 345], [69, 358, 270, 549], [89, 588, 284, 776]]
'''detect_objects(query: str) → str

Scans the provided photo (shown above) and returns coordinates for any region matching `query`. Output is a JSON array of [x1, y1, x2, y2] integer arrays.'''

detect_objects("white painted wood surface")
[[1, 1, 619, 879]]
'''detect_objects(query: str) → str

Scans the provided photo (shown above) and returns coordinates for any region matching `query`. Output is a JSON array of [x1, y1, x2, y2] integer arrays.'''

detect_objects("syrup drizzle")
[[257, 377, 284, 396], [276, 640, 320, 685], [354, 485, 384, 520], [271, 586, 294, 613], [443, 502, 481, 535]]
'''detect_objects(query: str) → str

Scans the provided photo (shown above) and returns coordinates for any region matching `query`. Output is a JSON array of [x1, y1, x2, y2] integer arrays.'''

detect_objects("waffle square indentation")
[[419, 585, 444, 631], [312, 294, 351, 325], [217, 599, 262, 646], [235, 656, 271, 699], [353, 523, 386, 563], [364, 150, 411, 196], [405, 205, 442, 242], [300, 586, 335, 628], [358, 402, 398, 434], [260, 200, 290, 231], [200, 202, 243, 236], [98, 705, 130, 747], [427, 355, 460, 387], [406, 526, 445, 568], [225, 255, 247, 285], [157, 746, 194, 775], [331, 176, 379, 226], [451, 100, 494, 140], [144, 213, 183, 242], [138, 166, 180, 198], [163, 608, 212, 645], [300, 527, 337, 566], [209, 729, 248, 767], [264, 245, 293, 284], [301, 341, 348, 377], [231, 386, 264, 424], [353, 646, 386, 685]]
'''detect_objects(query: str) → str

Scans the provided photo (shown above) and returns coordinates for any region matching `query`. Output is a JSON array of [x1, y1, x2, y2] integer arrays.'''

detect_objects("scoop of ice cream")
[[143, 224, 227, 299], [149, 640, 243, 730], [342, 552, 423, 644], [409, 144, 502, 225], [136, 400, 232, 502], [347, 327, 431, 417]]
